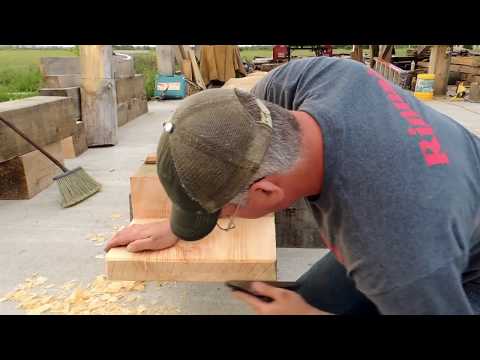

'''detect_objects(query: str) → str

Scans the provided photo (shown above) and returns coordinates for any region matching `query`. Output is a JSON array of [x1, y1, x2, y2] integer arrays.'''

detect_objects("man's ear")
[[248, 179, 285, 206]]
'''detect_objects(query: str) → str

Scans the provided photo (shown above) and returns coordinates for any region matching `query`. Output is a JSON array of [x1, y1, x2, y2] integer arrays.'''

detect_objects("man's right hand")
[[104, 221, 178, 253]]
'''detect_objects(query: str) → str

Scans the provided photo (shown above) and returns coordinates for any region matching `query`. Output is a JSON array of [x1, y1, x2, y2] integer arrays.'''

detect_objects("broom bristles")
[[53, 167, 101, 208]]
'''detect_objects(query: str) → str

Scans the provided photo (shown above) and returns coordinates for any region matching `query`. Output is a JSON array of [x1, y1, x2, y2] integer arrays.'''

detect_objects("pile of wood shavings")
[[0, 274, 181, 315]]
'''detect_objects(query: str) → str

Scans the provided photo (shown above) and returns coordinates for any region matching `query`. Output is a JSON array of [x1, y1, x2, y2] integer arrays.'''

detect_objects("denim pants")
[[296, 251, 480, 315], [296, 252, 380, 315]]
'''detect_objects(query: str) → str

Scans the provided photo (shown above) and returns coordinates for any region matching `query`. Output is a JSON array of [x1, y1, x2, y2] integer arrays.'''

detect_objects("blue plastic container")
[[154, 74, 187, 99]]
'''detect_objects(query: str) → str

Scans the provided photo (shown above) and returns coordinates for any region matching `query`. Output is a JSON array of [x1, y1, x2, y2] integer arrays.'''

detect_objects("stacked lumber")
[[40, 55, 137, 88], [40, 55, 148, 133], [222, 71, 268, 92], [115, 74, 148, 127], [416, 55, 480, 85], [0, 96, 75, 199], [450, 56, 480, 85], [174, 45, 206, 91], [105, 161, 277, 282]]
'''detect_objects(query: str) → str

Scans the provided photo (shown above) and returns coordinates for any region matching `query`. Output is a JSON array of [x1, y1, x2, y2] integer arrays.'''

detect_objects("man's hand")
[[104, 221, 178, 253], [232, 282, 331, 315]]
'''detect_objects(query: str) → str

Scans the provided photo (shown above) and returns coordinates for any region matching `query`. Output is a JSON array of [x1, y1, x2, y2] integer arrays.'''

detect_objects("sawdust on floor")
[[0, 274, 181, 315]]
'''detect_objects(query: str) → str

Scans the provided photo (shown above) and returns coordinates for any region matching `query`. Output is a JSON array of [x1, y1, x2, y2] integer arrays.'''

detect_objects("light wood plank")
[[106, 217, 277, 281], [130, 164, 171, 219], [187, 48, 206, 90], [449, 64, 480, 75], [450, 56, 480, 67], [144, 153, 157, 164], [181, 59, 193, 81]]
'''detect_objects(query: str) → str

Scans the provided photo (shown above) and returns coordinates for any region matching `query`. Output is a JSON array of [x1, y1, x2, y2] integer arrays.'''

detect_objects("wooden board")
[[61, 121, 87, 158], [130, 164, 172, 219], [61, 136, 76, 159], [131, 163, 274, 219], [0, 141, 63, 199], [187, 48, 206, 90], [42, 75, 81, 88], [429, 45, 450, 96], [39, 87, 81, 121], [0, 96, 76, 163], [106, 217, 277, 281], [450, 56, 480, 67], [222, 72, 268, 92], [111, 162, 277, 281], [449, 64, 480, 75], [144, 153, 157, 164], [181, 59, 193, 81]]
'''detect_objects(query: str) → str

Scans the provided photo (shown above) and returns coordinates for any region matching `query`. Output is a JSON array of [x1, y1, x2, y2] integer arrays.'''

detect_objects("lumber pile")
[[38, 87, 86, 158], [61, 121, 87, 159], [115, 74, 148, 127], [417, 56, 480, 85], [105, 161, 277, 282], [222, 71, 268, 92], [40, 54, 148, 138], [173, 45, 206, 93], [0, 96, 75, 199], [449, 56, 480, 85]]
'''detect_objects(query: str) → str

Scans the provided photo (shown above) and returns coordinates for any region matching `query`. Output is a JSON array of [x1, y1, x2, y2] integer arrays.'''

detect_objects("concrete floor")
[[1, 97, 478, 315]]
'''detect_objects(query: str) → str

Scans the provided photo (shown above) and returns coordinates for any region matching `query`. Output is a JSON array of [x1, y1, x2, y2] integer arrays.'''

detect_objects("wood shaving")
[[0, 275, 180, 315], [95, 254, 105, 259], [111, 213, 121, 219]]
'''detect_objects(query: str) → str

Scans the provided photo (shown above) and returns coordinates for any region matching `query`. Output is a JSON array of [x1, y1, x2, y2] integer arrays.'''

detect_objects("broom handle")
[[0, 115, 69, 173]]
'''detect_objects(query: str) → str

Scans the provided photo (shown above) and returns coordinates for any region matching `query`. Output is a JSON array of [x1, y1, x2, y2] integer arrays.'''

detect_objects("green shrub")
[[132, 52, 157, 99]]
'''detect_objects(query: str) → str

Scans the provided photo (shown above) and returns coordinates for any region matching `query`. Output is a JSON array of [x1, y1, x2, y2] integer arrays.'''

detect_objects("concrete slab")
[[0, 99, 328, 315], [426, 99, 480, 136]]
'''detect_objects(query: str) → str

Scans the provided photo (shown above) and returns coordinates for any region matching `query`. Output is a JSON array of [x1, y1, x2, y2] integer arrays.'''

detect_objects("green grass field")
[[0, 49, 75, 102]]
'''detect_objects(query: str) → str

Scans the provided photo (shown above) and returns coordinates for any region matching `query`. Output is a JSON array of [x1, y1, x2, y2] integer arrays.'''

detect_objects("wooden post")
[[194, 45, 202, 62], [156, 45, 175, 75], [369, 45, 379, 68], [351, 45, 364, 63], [429, 45, 451, 96], [80, 45, 118, 146]]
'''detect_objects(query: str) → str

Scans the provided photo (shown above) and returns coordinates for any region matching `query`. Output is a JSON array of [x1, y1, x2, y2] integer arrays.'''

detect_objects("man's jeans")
[[296, 252, 380, 315], [296, 251, 480, 315]]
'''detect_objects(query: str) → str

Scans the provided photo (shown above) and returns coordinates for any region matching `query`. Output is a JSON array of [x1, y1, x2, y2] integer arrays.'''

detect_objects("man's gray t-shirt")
[[252, 57, 480, 315]]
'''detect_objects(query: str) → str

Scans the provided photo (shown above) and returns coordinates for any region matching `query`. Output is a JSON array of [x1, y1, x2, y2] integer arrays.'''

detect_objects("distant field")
[[0, 47, 412, 103], [0, 49, 75, 102]]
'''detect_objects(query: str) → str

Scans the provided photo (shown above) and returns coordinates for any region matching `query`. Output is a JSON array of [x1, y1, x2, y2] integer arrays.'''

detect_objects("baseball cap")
[[156, 88, 273, 241]]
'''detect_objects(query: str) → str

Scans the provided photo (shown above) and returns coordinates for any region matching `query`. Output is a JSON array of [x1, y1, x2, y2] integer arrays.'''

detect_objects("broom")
[[0, 115, 101, 208]]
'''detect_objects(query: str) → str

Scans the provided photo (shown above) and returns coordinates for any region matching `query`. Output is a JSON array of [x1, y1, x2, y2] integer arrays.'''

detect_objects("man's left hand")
[[232, 282, 331, 315]]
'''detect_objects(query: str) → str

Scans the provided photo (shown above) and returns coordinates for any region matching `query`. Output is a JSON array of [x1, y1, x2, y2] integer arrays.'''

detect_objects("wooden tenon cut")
[[105, 163, 277, 282]]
